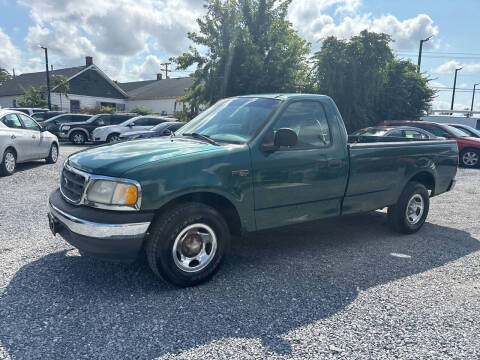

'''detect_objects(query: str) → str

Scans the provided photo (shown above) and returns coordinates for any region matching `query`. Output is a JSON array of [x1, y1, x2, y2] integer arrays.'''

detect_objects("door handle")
[[328, 159, 343, 168], [10, 134, 16, 139], [32, 135, 36, 139]]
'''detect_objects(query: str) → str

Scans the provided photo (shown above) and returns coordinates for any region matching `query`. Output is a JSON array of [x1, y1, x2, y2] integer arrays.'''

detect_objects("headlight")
[[86, 180, 140, 208], [62, 125, 70, 131]]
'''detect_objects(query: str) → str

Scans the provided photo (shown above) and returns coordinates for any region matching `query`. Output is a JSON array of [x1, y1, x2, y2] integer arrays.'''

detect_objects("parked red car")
[[380, 120, 480, 168]]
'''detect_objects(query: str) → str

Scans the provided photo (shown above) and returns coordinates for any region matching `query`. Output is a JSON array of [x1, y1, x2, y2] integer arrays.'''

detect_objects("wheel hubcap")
[[73, 134, 84, 144], [172, 223, 217, 273], [109, 135, 119, 143], [463, 152, 478, 166], [51, 146, 58, 161], [5, 153, 15, 173], [405, 194, 424, 225]]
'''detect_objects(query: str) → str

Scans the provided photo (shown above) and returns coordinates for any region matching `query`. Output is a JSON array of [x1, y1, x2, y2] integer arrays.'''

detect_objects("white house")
[[0, 56, 192, 115]]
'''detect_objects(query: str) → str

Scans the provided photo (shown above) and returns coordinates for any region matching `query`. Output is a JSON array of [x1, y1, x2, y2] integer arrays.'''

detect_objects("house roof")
[[127, 77, 193, 100], [0, 66, 85, 96], [118, 80, 157, 92]]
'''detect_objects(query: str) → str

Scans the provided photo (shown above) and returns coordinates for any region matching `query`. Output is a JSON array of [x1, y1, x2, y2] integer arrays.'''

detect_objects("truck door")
[[251, 100, 348, 230]]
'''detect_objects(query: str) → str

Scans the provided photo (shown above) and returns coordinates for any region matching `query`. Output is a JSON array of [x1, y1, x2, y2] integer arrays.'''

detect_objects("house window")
[[12, 99, 16, 107], [116, 103, 125, 111], [70, 100, 80, 113], [100, 102, 116, 108]]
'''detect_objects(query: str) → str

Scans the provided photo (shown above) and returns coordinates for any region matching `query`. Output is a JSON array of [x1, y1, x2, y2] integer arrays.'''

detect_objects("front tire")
[[388, 182, 429, 234], [45, 143, 59, 164], [0, 149, 16, 176], [146, 202, 230, 287], [70, 131, 86, 145], [107, 133, 120, 143], [460, 149, 479, 168]]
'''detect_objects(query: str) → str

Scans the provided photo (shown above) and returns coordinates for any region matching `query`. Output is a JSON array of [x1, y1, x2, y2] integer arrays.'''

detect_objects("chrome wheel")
[[72, 133, 85, 144], [172, 223, 217, 273], [51, 145, 58, 162], [4, 152, 15, 173], [462, 151, 479, 167], [108, 134, 120, 143], [405, 194, 424, 225]]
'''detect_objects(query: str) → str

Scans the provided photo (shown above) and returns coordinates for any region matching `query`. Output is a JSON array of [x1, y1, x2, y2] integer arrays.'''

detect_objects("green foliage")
[[311, 30, 435, 132], [0, 68, 12, 84], [129, 105, 151, 115], [173, 0, 310, 113], [16, 85, 48, 108], [79, 106, 115, 115], [52, 75, 70, 110]]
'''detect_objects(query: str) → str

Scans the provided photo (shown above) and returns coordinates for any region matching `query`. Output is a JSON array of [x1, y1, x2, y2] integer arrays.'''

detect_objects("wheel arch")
[[152, 191, 243, 236], [67, 128, 89, 139], [2, 145, 18, 162], [407, 171, 436, 196]]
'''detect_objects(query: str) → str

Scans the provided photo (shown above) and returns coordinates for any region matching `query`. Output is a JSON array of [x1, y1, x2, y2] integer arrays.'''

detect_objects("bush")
[[79, 106, 115, 115], [129, 106, 151, 115]]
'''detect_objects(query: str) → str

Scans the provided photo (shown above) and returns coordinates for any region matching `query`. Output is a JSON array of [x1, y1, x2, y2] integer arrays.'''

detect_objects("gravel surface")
[[0, 144, 479, 359]]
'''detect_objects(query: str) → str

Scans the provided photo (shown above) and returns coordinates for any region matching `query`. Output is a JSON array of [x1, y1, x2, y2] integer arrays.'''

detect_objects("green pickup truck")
[[48, 94, 458, 286]]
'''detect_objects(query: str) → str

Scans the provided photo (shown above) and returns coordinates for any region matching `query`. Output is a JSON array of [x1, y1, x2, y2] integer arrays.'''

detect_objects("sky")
[[1, 0, 479, 111]]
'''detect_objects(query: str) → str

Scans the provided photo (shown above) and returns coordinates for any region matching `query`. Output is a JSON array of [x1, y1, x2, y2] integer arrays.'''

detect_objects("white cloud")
[[130, 55, 164, 80], [435, 60, 480, 74], [289, 0, 438, 51], [431, 100, 470, 111], [0, 27, 21, 69]]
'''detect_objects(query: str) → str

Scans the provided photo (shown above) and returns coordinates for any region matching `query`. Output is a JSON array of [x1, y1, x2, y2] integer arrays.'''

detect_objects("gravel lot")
[[0, 144, 479, 359]]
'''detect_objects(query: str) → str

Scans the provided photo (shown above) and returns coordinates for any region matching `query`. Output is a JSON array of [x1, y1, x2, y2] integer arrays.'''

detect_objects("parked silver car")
[[92, 115, 173, 143], [0, 109, 59, 175]]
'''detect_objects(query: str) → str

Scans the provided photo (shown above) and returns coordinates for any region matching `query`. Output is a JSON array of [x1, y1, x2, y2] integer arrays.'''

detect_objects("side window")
[[134, 118, 157, 126], [72, 115, 87, 121], [404, 130, 428, 139], [149, 118, 167, 126], [1, 114, 23, 129], [18, 114, 41, 131], [112, 115, 128, 125], [387, 130, 403, 137], [58, 115, 72, 123], [418, 124, 449, 137], [272, 101, 331, 148]]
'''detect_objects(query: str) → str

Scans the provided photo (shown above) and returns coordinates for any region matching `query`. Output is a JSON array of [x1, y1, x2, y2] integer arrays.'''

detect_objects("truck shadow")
[[1, 212, 478, 358]]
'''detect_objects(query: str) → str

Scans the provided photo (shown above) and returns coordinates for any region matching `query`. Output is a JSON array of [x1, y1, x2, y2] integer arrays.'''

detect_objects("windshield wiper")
[[182, 133, 219, 146]]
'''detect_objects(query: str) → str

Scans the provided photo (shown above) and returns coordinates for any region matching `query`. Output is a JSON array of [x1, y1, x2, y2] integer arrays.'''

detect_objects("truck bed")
[[342, 139, 458, 215]]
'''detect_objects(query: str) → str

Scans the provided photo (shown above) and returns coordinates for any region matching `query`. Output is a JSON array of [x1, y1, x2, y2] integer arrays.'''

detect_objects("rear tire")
[[45, 143, 59, 164], [0, 149, 16, 176], [460, 149, 479, 168], [70, 131, 86, 145], [146, 202, 230, 287], [388, 182, 429, 234]]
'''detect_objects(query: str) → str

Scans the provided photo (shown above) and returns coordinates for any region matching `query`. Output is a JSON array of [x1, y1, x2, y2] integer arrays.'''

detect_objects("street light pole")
[[450, 67, 463, 111], [417, 35, 434, 73], [40, 45, 51, 110], [471, 83, 479, 112]]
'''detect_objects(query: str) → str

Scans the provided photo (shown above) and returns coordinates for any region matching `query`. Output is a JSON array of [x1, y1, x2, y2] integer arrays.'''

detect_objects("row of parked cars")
[[349, 121, 480, 168], [0, 108, 185, 175]]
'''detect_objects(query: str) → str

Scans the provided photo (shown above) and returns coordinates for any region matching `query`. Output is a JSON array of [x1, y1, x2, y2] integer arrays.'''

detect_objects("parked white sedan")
[[92, 115, 173, 143], [0, 109, 59, 175]]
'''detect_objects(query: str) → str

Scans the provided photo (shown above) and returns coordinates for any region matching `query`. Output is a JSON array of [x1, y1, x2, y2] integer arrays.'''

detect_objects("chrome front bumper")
[[49, 202, 150, 240]]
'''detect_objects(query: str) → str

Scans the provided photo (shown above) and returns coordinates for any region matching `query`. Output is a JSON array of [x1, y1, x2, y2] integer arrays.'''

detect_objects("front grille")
[[60, 166, 87, 203]]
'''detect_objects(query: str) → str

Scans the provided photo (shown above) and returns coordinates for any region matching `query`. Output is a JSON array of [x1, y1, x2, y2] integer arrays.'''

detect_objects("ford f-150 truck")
[[48, 94, 458, 287]]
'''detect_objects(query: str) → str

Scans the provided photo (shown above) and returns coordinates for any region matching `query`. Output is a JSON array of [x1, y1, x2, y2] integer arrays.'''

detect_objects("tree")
[[16, 85, 48, 108], [173, 0, 310, 113], [52, 75, 70, 110], [0, 68, 12, 84], [311, 30, 434, 132], [378, 60, 435, 121]]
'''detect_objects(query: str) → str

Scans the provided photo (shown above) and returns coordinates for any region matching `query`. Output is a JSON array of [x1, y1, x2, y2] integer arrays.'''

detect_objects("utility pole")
[[39, 45, 51, 110], [417, 35, 434, 73], [471, 83, 479, 112], [160, 62, 171, 79], [450, 66, 463, 111]]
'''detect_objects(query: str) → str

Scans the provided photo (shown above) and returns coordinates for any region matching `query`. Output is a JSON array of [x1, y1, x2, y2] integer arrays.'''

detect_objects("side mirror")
[[274, 128, 297, 147], [260, 128, 297, 152], [163, 129, 171, 135], [127, 123, 134, 127]]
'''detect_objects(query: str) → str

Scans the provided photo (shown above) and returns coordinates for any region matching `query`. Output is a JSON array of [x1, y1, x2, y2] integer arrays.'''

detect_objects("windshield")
[[445, 125, 470, 137], [351, 128, 389, 136], [177, 97, 280, 144], [120, 116, 143, 126], [43, 114, 65, 123]]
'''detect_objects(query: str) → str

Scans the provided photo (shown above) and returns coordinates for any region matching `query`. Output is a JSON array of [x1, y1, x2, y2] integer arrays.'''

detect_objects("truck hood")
[[68, 137, 224, 177]]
